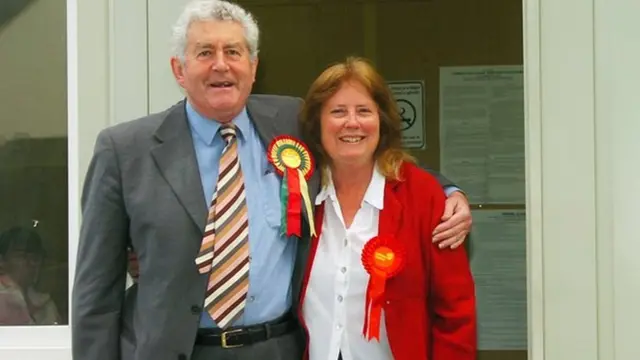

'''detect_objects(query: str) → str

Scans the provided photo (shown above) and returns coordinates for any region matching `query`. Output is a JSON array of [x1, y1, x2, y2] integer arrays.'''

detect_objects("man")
[[71, 1, 472, 360]]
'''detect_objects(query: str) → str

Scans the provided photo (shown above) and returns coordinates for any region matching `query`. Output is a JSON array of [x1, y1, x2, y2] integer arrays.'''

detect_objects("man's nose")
[[211, 51, 230, 72]]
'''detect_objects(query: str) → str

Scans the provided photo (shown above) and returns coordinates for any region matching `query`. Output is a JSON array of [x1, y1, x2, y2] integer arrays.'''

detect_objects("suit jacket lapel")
[[151, 100, 207, 234], [247, 96, 279, 151], [377, 179, 405, 298]]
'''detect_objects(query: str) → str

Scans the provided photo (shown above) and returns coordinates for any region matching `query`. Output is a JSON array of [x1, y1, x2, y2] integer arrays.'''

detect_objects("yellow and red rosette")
[[361, 234, 405, 341], [267, 135, 316, 238]]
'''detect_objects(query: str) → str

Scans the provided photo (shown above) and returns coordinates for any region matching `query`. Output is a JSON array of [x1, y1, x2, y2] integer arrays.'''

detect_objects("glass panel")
[[0, 0, 68, 326]]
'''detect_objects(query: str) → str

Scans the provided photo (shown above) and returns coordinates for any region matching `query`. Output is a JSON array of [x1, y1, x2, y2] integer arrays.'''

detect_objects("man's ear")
[[170, 57, 186, 87], [251, 57, 259, 83]]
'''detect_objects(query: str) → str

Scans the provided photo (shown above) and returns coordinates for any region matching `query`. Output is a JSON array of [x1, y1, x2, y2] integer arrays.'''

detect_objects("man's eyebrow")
[[194, 43, 213, 49], [194, 42, 244, 50], [224, 42, 243, 48]]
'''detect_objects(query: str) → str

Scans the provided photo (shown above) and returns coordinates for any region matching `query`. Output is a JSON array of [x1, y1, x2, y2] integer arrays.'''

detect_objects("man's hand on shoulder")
[[433, 191, 472, 249]]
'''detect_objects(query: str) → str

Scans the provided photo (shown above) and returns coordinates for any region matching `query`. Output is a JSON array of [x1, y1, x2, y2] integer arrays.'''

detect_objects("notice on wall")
[[439, 66, 524, 204], [388, 81, 426, 149], [469, 209, 527, 350]]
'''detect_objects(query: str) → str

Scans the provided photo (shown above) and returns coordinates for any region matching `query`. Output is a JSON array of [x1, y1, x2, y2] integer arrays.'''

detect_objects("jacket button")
[[190, 305, 201, 314], [178, 354, 187, 360]]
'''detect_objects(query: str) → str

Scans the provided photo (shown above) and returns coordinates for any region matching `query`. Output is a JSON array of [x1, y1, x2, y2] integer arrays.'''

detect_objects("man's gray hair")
[[171, 0, 260, 62]]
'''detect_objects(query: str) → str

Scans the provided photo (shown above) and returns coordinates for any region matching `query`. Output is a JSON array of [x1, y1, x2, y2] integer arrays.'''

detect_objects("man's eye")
[[226, 49, 240, 56], [198, 50, 212, 57]]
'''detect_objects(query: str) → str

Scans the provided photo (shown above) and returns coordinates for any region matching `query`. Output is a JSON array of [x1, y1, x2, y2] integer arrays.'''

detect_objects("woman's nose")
[[344, 111, 360, 127]]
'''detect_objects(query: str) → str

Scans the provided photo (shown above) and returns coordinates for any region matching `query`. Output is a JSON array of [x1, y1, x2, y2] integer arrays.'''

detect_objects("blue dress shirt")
[[445, 186, 461, 197], [185, 102, 296, 328]]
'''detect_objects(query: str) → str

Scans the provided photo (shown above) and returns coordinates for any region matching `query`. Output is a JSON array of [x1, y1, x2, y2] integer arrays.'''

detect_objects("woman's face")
[[1, 247, 42, 288], [320, 80, 380, 170]]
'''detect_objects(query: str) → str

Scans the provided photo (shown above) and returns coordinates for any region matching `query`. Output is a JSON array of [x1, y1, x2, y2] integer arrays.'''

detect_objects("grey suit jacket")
[[71, 95, 319, 360]]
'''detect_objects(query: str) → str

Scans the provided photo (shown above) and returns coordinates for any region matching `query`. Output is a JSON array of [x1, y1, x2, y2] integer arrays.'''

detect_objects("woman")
[[0, 226, 61, 325], [298, 57, 477, 360]]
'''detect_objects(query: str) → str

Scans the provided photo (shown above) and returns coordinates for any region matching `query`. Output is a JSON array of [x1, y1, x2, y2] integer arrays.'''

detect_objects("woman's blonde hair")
[[300, 56, 414, 182]]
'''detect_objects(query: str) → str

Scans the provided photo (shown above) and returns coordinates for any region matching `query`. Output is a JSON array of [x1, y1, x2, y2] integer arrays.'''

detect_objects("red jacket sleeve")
[[426, 191, 477, 359]]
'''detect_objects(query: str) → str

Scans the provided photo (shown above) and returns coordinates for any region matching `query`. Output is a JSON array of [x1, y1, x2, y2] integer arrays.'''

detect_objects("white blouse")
[[302, 168, 394, 360]]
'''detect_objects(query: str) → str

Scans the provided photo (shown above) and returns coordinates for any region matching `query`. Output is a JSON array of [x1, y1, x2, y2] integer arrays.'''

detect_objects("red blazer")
[[299, 162, 477, 360]]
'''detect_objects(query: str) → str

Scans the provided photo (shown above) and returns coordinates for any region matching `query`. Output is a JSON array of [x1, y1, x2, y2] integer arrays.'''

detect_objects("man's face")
[[1, 248, 42, 288], [171, 20, 258, 123]]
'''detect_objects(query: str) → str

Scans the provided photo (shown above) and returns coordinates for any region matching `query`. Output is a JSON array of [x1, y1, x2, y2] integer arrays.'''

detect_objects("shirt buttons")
[[336, 324, 343, 330], [340, 267, 347, 274], [248, 296, 255, 303], [343, 238, 348, 247], [337, 295, 343, 302]]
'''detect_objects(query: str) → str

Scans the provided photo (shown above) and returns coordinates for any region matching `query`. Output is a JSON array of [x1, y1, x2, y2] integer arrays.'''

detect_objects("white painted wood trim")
[[527, 0, 599, 359], [522, 0, 544, 358]]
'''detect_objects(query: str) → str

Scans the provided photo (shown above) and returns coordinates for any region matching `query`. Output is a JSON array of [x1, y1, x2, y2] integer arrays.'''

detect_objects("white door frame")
[[523, 0, 600, 358]]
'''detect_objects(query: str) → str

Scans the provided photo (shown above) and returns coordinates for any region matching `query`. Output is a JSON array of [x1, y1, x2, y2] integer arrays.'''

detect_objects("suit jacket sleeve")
[[423, 168, 456, 189], [72, 129, 128, 360], [425, 188, 477, 359]]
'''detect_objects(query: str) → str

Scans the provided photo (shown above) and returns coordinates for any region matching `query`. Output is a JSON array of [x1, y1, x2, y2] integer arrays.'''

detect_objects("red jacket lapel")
[[379, 179, 403, 237]]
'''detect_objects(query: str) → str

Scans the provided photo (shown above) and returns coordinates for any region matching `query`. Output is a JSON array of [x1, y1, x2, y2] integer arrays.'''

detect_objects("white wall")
[[147, 0, 190, 113], [525, 0, 640, 359], [595, 0, 640, 359]]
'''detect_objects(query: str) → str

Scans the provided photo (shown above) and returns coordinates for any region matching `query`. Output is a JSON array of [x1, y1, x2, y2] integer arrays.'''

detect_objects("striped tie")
[[195, 124, 250, 328]]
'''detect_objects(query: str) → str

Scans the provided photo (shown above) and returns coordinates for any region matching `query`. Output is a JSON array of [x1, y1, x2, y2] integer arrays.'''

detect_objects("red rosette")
[[361, 234, 406, 341]]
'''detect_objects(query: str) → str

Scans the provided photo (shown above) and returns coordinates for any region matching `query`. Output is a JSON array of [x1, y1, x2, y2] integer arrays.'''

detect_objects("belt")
[[195, 314, 298, 349]]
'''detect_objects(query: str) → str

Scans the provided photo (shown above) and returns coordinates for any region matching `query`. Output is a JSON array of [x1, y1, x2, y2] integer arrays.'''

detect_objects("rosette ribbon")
[[361, 234, 405, 341], [267, 135, 316, 238]]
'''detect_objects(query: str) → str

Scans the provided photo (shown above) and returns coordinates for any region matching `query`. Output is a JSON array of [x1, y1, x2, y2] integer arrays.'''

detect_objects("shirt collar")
[[185, 100, 251, 145], [315, 166, 385, 210]]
